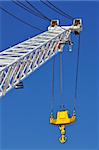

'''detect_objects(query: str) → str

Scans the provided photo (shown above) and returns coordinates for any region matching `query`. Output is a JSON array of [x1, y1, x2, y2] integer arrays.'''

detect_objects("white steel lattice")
[[0, 23, 81, 97]]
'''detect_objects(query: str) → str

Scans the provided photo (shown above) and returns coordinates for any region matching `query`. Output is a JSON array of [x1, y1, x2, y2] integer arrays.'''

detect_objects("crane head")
[[51, 20, 59, 27], [73, 19, 82, 35]]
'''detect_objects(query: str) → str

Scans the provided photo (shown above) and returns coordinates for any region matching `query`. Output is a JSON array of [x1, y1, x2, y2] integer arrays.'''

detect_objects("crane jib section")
[[0, 28, 71, 97]]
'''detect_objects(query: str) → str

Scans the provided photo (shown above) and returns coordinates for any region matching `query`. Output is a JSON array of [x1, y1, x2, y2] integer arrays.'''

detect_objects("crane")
[[0, 19, 82, 143]]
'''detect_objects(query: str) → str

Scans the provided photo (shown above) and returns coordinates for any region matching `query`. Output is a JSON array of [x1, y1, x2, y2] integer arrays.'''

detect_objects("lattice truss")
[[0, 27, 72, 97]]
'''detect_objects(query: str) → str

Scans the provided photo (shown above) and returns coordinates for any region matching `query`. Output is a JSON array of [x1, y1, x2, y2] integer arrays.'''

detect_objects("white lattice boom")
[[0, 20, 82, 97]]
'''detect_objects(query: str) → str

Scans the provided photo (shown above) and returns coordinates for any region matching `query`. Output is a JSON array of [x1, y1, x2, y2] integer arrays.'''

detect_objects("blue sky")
[[0, 1, 99, 150]]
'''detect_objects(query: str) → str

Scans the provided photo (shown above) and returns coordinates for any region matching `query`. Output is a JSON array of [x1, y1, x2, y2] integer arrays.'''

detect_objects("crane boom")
[[0, 19, 82, 97]]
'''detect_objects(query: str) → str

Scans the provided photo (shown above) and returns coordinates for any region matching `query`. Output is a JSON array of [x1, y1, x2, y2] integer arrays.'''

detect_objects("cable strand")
[[12, 0, 49, 21], [47, 0, 74, 20], [0, 5, 44, 31], [74, 34, 81, 110], [41, 0, 73, 21], [60, 52, 63, 97], [51, 56, 55, 112], [25, 0, 51, 21]]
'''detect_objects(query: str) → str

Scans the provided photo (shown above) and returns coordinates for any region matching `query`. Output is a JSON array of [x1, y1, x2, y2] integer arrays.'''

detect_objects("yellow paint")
[[50, 111, 76, 125], [50, 110, 76, 144], [59, 125, 66, 144]]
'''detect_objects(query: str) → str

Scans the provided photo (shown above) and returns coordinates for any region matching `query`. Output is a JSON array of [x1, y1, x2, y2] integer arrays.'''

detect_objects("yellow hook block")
[[50, 110, 76, 143]]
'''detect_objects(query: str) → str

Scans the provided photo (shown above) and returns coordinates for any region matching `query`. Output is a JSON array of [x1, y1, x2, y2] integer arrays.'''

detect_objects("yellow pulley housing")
[[50, 110, 76, 144]]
